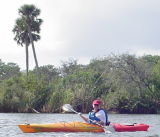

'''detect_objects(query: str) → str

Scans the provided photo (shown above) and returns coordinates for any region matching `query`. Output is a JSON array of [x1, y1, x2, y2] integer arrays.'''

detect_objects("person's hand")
[[92, 120, 104, 126], [92, 120, 98, 124], [96, 121, 104, 126]]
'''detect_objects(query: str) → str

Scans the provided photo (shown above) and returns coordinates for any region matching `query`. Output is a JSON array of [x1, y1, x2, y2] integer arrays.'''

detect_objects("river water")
[[0, 113, 159, 137]]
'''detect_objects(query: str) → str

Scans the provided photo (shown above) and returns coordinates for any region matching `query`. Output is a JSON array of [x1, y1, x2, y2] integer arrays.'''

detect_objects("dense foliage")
[[0, 54, 160, 114]]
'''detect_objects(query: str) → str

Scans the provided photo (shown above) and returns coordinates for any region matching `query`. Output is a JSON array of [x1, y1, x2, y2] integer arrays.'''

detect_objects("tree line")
[[0, 54, 160, 114]]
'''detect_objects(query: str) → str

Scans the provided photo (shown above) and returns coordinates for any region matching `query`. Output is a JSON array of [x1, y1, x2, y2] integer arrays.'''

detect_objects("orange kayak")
[[18, 121, 104, 133], [18, 122, 149, 133]]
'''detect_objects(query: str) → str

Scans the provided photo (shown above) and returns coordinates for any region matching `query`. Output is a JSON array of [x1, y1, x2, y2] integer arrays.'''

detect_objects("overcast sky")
[[1, 0, 160, 70]]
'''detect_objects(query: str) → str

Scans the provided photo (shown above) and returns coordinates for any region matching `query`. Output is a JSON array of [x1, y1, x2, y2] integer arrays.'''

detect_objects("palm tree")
[[13, 4, 42, 75]]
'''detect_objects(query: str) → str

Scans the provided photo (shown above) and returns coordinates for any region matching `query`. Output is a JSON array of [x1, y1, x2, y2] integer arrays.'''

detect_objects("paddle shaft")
[[70, 108, 79, 114], [32, 108, 40, 113]]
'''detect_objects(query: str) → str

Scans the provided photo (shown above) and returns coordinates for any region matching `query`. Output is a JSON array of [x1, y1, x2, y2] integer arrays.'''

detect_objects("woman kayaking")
[[78, 99, 108, 126]]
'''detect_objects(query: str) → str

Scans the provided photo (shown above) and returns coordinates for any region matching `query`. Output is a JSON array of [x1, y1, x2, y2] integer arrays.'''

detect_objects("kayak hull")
[[18, 122, 104, 133], [18, 122, 149, 133], [111, 123, 149, 132]]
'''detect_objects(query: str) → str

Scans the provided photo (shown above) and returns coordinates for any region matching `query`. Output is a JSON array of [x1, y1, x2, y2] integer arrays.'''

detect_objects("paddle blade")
[[62, 104, 74, 112], [103, 126, 115, 134]]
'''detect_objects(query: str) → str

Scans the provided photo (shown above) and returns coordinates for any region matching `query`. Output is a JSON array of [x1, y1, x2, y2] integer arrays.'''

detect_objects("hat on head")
[[92, 99, 101, 105]]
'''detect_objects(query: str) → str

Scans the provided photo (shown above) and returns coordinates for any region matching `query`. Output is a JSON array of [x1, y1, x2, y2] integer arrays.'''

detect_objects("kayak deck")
[[18, 121, 149, 133]]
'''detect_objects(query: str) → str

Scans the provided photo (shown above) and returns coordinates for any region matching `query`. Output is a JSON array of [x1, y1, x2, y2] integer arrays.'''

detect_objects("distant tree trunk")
[[25, 41, 29, 76], [28, 25, 39, 75], [31, 42, 39, 69]]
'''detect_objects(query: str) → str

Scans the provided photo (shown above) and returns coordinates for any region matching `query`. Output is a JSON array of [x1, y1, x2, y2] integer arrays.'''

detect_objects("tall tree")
[[13, 4, 42, 75]]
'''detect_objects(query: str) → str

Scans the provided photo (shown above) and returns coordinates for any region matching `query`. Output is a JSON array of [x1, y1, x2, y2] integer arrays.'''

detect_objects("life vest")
[[88, 111, 101, 124], [103, 109, 109, 125], [88, 109, 108, 125]]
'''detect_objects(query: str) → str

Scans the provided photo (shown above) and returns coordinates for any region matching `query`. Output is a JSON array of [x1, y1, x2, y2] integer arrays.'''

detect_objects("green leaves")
[[13, 4, 42, 45], [19, 5, 40, 17], [0, 60, 20, 80], [1, 54, 160, 113]]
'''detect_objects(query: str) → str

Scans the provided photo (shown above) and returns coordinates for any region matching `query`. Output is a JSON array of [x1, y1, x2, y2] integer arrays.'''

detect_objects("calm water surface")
[[0, 113, 159, 137]]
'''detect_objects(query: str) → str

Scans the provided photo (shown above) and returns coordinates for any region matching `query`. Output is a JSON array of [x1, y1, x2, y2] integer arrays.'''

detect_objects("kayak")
[[18, 121, 149, 133], [18, 122, 104, 133], [111, 123, 149, 132]]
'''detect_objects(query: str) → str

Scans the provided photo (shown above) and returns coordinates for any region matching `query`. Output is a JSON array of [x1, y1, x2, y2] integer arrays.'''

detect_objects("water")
[[0, 113, 159, 137]]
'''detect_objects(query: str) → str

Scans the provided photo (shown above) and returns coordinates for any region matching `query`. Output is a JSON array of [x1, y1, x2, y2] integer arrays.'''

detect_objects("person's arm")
[[78, 113, 88, 122], [95, 120, 105, 126]]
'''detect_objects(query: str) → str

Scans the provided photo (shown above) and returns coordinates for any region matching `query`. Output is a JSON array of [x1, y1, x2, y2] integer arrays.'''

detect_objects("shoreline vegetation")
[[0, 54, 160, 114]]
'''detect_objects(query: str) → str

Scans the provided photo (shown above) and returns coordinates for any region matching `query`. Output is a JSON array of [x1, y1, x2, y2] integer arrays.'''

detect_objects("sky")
[[1, 0, 160, 70]]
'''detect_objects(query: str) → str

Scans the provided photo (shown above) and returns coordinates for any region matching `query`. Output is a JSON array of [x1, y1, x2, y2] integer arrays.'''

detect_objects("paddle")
[[32, 108, 40, 113], [62, 104, 115, 133]]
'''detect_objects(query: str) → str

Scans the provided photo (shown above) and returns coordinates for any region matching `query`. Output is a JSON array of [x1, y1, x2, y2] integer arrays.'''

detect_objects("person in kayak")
[[79, 99, 108, 126]]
